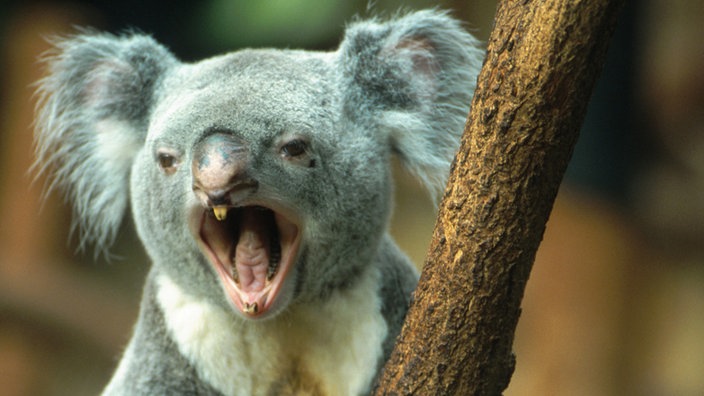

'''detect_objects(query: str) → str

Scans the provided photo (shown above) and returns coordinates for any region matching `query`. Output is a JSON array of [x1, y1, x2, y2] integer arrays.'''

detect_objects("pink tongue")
[[234, 209, 270, 293]]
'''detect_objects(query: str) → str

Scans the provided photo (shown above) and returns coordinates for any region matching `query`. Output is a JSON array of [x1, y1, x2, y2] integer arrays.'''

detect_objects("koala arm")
[[376, 234, 420, 364], [102, 269, 220, 396]]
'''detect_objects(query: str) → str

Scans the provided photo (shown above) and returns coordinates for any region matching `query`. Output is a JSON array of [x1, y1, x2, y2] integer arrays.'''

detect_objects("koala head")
[[35, 10, 481, 319]]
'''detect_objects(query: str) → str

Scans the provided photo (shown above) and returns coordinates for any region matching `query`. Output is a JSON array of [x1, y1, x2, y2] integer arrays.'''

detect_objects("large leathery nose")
[[191, 133, 257, 207]]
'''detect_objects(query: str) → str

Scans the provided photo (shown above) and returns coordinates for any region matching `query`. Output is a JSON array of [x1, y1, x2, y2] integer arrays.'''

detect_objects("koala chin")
[[35, 9, 482, 396]]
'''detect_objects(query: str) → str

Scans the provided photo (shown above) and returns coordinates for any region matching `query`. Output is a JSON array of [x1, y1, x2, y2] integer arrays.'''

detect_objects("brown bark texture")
[[374, 0, 625, 395]]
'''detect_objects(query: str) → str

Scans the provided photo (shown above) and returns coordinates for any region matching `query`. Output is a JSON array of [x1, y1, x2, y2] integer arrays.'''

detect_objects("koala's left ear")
[[338, 10, 483, 199], [35, 32, 177, 254]]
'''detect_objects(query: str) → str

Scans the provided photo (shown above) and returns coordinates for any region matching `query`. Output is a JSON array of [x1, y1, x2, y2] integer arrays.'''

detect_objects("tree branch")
[[375, 0, 625, 394]]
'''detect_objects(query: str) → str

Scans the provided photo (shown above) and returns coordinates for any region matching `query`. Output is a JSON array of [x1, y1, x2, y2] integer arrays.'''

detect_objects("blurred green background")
[[1, 1, 703, 395]]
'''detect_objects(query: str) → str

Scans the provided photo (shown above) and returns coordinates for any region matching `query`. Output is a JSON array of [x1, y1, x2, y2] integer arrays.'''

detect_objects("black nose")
[[191, 133, 258, 206]]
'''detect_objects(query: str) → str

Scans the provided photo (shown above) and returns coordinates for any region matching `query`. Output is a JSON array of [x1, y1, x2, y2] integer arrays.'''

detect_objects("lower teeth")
[[243, 302, 258, 314], [267, 257, 280, 281], [267, 230, 281, 281]]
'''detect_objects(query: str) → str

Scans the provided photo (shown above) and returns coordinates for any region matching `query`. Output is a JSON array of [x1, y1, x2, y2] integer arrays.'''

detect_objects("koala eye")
[[280, 139, 308, 158], [156, 151, 180, 175]]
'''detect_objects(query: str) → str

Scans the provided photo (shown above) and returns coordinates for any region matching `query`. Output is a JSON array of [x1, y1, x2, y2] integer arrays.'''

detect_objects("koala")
[[34, 9, 481, 396]]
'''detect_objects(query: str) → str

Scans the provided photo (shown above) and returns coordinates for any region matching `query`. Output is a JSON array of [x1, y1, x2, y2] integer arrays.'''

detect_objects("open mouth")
[[195, 205, 301, 318]]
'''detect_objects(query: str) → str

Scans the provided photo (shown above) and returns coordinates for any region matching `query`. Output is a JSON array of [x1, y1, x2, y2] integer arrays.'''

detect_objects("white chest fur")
[[156, 269, 388, 396]]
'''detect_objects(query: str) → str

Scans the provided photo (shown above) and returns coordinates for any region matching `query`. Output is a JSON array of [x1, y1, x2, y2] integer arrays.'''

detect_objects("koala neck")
[[155, 265, 387, 396]]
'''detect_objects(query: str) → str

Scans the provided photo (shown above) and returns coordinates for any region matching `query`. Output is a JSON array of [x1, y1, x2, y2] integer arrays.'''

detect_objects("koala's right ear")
[[34, 32, 177, 253], [338, 10, 482, 201]]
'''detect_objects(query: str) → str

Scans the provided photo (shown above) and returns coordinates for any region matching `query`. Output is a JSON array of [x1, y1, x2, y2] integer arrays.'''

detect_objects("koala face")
[[35, 10, 482, 320], [131, 50, 392, 318]]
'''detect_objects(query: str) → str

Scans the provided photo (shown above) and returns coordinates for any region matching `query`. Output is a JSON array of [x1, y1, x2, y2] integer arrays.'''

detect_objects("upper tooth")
[[213, 206, 228, 221]]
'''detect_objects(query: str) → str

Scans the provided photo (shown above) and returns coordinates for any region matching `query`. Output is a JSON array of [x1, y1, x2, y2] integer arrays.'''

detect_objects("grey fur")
[[35, 10, 482, 396]]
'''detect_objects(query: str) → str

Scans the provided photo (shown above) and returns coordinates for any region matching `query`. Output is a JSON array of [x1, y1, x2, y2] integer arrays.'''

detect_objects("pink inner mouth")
[[197, 206, 300, 317]]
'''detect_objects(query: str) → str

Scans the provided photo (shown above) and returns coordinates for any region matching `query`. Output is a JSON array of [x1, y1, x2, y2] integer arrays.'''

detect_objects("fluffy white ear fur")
[[380, 110, 456, 200], [339, 10, 483, 200], [34, 33, 175, 254]]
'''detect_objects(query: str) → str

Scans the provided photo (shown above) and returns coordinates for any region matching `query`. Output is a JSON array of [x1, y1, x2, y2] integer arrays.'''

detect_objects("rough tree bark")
[[374, 0, 625, 395]]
